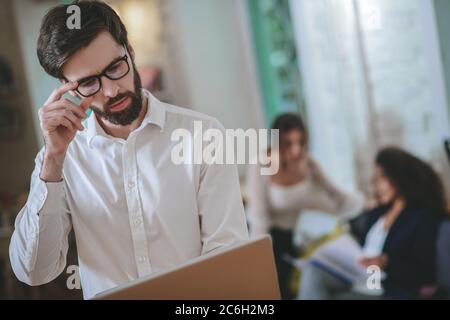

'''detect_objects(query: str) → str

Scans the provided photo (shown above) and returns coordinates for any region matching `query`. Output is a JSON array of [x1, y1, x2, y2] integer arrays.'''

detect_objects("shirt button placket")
[[123, 138, 152, 277]]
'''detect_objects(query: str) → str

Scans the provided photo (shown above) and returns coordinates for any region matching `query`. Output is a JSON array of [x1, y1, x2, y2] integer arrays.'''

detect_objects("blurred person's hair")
[[376, 147, 448, 216], [271, 113, 308, 144], [37, 0, 128, 79]]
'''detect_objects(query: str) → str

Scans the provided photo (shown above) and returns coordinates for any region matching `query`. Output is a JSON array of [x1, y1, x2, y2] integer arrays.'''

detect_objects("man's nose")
[[101, 77, 120, 98]]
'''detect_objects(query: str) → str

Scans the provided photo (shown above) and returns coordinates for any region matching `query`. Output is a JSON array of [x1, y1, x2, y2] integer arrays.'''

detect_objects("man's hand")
[[39, 82, 93, 155], [39, 82, 93, 182]]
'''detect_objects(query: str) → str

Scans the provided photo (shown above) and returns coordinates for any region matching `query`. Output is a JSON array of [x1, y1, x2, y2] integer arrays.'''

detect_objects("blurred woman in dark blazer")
[[301, 147, 447, 299]]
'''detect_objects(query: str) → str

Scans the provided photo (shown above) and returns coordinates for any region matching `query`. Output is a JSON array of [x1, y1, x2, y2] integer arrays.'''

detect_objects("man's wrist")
[[40, 150, 66, 182]]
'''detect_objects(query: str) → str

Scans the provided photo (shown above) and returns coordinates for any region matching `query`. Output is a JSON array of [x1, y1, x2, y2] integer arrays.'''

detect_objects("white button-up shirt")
[[9, 89, 249, 299]]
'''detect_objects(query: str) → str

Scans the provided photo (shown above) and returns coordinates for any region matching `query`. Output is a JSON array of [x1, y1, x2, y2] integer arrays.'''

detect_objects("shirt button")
[[133, 218, 142, 227], [39, 194, 45, 201], [138, 256, 147, 263], [128, 181, 135, 189]]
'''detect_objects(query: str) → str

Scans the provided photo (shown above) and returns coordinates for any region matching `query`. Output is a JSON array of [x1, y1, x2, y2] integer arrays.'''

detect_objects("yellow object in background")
[[290, 224, 345, 296]]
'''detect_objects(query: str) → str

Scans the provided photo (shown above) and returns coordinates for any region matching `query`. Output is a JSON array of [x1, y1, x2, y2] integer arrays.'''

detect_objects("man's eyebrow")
[[75, 54, 125, 83]]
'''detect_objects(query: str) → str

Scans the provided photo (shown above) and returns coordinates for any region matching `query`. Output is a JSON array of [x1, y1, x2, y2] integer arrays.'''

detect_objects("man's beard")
[[91, 62, 143, 126]]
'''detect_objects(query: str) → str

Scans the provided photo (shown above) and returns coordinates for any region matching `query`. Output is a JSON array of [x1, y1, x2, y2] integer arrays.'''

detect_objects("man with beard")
[[9, 1, 248, 299]]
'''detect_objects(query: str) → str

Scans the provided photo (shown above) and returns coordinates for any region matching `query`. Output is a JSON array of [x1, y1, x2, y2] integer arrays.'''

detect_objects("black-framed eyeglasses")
[[70, 50, 130, 97]]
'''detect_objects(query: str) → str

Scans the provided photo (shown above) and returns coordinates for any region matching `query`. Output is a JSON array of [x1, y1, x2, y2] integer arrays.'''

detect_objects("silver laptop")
[[95, 235, 280, 300]]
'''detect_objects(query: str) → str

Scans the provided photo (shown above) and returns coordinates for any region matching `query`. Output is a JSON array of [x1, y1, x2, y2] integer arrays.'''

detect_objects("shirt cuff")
[[28, 178, 65, 216]]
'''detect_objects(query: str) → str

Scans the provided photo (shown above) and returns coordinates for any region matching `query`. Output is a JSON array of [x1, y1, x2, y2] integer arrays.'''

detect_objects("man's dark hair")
[[37, 0, 128, 79]]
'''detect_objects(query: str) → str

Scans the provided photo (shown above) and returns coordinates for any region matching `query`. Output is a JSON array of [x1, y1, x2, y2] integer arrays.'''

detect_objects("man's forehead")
[[62, 31, 124, 81]]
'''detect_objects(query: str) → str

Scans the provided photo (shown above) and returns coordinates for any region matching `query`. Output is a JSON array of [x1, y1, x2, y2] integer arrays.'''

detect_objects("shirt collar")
[[86, 89, 166, 147], [140, 89, 166, 131]]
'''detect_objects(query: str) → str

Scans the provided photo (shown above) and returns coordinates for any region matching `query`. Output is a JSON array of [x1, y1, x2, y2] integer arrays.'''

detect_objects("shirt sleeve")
[[9, 147, 73, 286], [197, 119, 249, 255]]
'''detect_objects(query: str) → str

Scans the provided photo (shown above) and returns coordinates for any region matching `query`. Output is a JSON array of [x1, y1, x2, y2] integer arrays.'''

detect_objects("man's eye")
[[80, 79, 97, 88], [107, 63, 121, 73]]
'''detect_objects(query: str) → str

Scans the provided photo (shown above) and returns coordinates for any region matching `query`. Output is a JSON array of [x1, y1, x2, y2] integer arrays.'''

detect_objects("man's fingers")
[[79, 96, 94, 111], [42, 99, 87, 119], [48, 116, 74, 132], [59, 118, 75, 132], [63, 100, 87, 119], [42, 109, 84, 132], [62, 110, 84, 131], [45, 81, 78, 106]]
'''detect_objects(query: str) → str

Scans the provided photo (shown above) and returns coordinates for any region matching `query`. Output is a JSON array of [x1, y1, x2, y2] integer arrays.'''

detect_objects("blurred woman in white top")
[[245, 113, 364, 299]]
